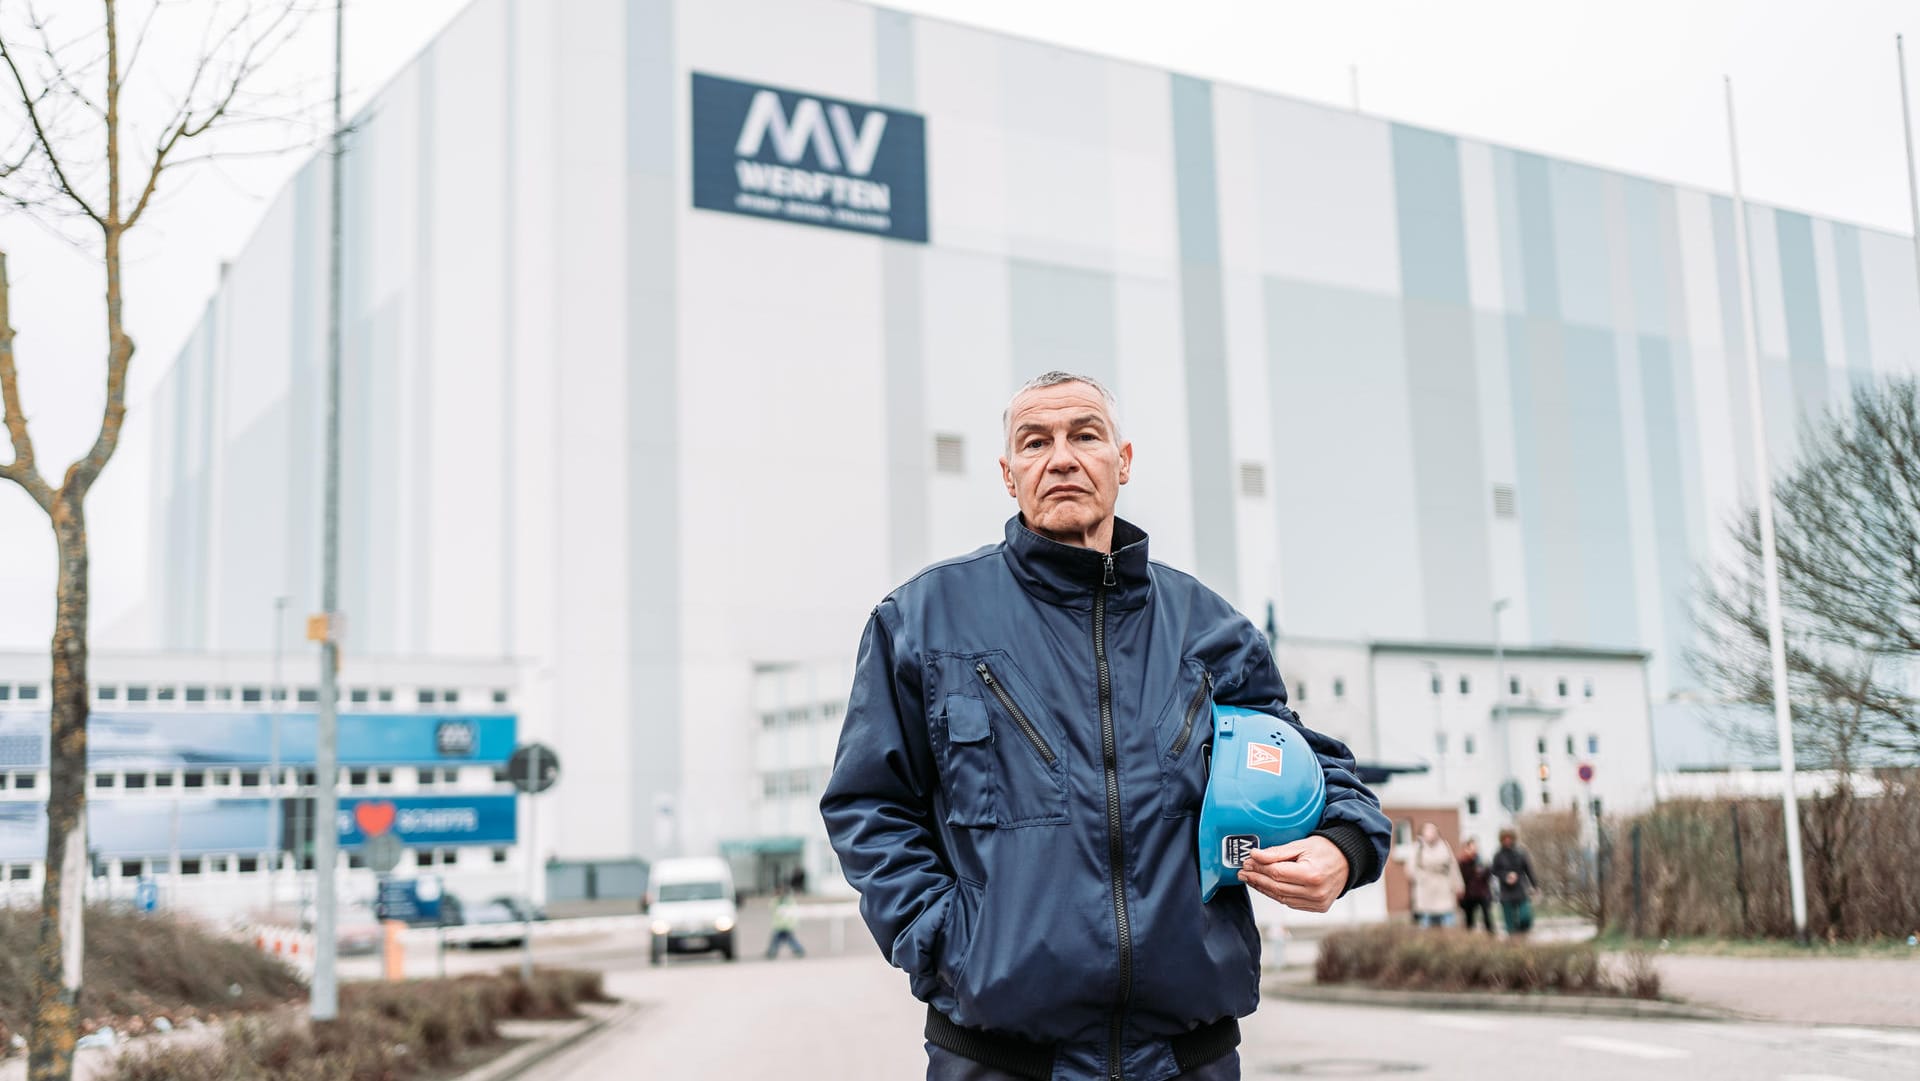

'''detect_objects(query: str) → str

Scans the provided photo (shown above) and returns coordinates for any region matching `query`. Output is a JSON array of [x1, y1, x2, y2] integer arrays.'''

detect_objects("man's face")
[[1000, 381, 1132, 550]]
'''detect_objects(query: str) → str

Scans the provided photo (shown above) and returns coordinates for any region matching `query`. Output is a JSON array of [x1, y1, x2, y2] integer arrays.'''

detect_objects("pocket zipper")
[[976, 662, 1058, 766], [1168, 670, 1214, 760]]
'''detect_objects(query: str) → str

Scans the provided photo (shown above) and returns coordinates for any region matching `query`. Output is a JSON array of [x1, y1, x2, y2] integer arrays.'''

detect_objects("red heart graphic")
[[354, 801, 397, 837]]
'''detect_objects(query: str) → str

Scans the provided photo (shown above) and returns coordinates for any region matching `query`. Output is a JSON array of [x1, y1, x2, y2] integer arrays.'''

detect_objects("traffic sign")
[[1577, 762, 1595, 783], [1498, 779, 1524, 814], [508, 743, 560, 794], [365, 832, 404, 874]]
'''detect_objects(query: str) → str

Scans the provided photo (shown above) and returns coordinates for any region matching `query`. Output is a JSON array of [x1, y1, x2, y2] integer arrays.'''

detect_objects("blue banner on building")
[[692, 72, 928, 243], [0, 711, 517, 769], [335, 795, 516, 849]]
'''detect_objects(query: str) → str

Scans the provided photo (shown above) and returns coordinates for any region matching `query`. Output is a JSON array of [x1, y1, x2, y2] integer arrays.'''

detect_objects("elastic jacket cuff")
[[1312, 822, 1377, 896]]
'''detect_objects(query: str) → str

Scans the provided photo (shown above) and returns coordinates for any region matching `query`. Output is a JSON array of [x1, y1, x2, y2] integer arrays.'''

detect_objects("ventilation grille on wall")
[[1492, 483, 1517, 519], [1239, 462, 1267, 498], [933, 434, 966, 475]]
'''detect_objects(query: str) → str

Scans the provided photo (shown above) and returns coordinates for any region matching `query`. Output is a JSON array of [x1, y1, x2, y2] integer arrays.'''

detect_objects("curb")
[[454, 1001, 639, 1081], [1264, 974, 1734, 1022]]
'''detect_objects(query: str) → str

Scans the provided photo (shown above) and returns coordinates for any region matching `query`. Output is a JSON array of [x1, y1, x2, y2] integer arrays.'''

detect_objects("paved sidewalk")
[[1651, 954, 1920, 1028]]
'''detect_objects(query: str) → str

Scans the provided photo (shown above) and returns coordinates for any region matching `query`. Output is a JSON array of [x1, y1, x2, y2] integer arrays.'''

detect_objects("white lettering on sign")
[[734, 161, 891, 212], [734, 90, 889, 176], [398, 807, 479, 835]]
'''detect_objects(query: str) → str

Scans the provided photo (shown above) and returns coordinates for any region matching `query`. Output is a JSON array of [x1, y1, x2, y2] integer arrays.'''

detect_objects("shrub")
[[102, 968, 610, 1081], [1315, 924, 1659, 999]]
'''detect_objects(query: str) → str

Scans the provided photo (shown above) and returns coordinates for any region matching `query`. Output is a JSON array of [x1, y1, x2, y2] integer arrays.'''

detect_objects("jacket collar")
[[1001, 515, 1153, 611]]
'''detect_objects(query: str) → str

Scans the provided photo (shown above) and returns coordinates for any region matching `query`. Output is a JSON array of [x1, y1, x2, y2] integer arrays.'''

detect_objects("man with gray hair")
[[822, 371, 1389, 1081]]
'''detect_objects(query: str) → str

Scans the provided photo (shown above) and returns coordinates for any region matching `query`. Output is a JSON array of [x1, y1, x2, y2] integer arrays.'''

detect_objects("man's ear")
[[1000, 456, 1017, 498], [1117, 441, 1133, 485]]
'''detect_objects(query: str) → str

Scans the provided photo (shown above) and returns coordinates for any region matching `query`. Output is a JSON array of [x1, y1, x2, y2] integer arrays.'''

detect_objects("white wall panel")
[[1247, 97, 1400, 295]]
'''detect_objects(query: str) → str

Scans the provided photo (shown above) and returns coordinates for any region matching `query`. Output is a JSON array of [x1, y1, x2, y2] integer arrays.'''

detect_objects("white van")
[[645, 856, 738, 963]]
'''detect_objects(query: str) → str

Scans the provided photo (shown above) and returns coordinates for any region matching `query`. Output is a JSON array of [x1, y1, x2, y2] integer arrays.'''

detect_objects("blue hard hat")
[[1196, 703, 1327, 902]]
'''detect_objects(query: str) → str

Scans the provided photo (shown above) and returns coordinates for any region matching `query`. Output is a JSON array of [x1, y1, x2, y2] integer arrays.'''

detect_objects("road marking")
[[1416, 1014, 1506, 1032], [1817, 1028, 1920, 1048], [1560, 1035, 1690, 1060]]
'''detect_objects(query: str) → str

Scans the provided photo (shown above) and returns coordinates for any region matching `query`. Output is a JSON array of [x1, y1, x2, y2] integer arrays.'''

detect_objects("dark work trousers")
[[1459, 897, 1495, 933], [926, 1044, 1241, 1081]]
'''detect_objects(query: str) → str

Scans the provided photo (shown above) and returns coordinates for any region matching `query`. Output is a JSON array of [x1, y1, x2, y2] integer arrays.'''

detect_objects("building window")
[[1583, 678, 1594, 699], [0, 685, 9, 701], [1458, 676, 1471, 695], [417, 690, 435, 706], [349, 688, 369, 704], [215, 687, 234, 701], [438, 768, 458, 786], [8, 864, 31, 881], [211, 769, 232, 787], [442, 690, 459, 705], [763, 774, 782, 798], [93, 773, 115, 789], [1540, 790, 1552, 807], [211, 856, 230, 873], [1332, 678, 1345, 699], [153, 772, 174, 789], [185, 686, 207, 702], [347, 852, 366, 870], [1492, 483, 1517, 519], [126, 686, 149, 703], [1566, 735, 1576, 756], [1508, 676, 1520, 696], [183, 770, 205, 789], [298, 769, 318, 789], [1295, 682, 1307, 703], [491, 690, 509, 705], [492, 848, 509, 865], [760, 712, 780, 730], [238, 770, 261, 788], [119, 859, 143, 878], [237, 856, 259, 874], [1465, 795, 1480, 815], [1464, 735, 1476, 755], [1429, 673, 1442, 695], [296, 687, 318, 704], [348, 769, 369, 788], [179, 858, 202, 876], [492, 766, 510, 785], [1556, 679, 1568, 698], [1536, 737, 1547, 754], [0, 774, 7, 791], [378, 689, 394, 704], [97, 685, 118, 701], [934, 433, 966, 475], [156, 686, 177, 702], [17, 684, 37, 701], [241, 687, 263, 703], [375, 768, 393, 786], [1238, 461, 1267, 497], [1588, 735, 1599, 755]]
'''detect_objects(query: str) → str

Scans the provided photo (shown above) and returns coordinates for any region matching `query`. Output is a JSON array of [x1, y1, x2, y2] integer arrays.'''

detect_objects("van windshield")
[[657, 882, 726, 902]]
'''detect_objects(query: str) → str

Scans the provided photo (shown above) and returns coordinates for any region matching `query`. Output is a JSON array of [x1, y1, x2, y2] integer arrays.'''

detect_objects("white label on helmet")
[[1246, 742, 1282, 776], [1223, 834, 1259, 869]]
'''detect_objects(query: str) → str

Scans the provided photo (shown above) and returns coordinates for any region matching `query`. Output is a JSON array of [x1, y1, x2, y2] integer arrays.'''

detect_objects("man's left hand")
[[1238, 835, 1348, 913]]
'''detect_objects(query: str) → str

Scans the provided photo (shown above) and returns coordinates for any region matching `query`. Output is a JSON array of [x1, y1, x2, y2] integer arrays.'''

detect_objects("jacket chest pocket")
[[1158, 661, 1214, 820], [929, 652, 1069, 829]]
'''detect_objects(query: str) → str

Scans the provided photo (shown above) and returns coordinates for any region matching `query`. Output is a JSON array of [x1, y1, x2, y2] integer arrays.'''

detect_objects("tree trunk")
[[28, 494, 89, 1081]]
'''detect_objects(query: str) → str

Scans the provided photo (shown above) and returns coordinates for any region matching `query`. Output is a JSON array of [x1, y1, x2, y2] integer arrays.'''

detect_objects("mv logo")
[[1222, 834, 1259, 869], [735, 89, 888, 176]]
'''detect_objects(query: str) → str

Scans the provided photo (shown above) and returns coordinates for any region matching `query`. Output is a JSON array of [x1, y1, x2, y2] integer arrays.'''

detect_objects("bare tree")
[[0, 3, 302, 1077]]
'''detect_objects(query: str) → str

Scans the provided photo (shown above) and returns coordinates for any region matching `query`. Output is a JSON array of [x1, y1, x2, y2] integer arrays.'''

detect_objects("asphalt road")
[[510, 918, 1920, 1081]]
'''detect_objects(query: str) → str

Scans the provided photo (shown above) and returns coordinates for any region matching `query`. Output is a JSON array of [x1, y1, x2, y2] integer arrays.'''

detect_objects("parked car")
[[448, 898, 526, 948], [645, 857, 737, 964], [486, 895, 546, 923]]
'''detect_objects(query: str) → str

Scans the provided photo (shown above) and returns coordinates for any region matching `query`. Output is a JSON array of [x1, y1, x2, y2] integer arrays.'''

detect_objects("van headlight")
[[650, 919, 671, 936], [713, 916, 734, 933]]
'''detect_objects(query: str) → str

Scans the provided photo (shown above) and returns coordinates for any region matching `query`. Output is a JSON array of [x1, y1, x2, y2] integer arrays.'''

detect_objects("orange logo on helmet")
[[1246, 742, 1282, 775]]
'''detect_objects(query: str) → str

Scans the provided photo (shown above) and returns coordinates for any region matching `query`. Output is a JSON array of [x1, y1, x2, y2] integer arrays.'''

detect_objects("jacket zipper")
[[1168, 670, 1214, 760], [1096, 551, 1130, 1081], [975, 662, 1057, 767]]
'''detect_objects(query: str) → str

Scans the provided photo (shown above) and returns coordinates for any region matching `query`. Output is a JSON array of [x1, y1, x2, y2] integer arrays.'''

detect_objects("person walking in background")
[[766, 886, 806, 960], [1406, 822, 1464, 929], [1456, 837, 1494, 934], [1491, 827, 1538, 938]]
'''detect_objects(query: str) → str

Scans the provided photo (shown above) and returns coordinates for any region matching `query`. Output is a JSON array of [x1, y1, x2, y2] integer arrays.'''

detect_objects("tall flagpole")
[[311, 0, 346, 1019], [1723, 76, 1809, 945], [1899, 36, 1920, 304]]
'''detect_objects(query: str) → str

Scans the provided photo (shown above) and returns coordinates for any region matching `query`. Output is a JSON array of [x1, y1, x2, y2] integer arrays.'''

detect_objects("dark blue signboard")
[[692, 72, 928, 243], [376, 877, 443, 924], [0, 711, 517, 770], [335, 795, 516, 849]]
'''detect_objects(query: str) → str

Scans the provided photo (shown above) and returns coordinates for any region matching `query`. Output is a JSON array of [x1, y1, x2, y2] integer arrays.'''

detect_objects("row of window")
[[759, 701, 847, 730], [1428, 674, 1597, 700], [0, 766, 506, 795], [761, 768, 828, 799], [0, 846, 519, 885], [1431, 734, 1602, 757], [0, 683, 511, 708]]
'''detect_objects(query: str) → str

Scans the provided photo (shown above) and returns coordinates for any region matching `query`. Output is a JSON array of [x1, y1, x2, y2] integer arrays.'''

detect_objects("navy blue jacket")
[[821, 517, 1390, 1081]]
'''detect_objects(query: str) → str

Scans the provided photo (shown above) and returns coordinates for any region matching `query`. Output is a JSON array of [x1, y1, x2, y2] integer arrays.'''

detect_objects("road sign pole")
[[521, 745, 540, 982]]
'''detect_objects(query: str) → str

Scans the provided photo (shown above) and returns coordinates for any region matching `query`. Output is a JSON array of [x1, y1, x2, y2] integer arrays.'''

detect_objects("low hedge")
[[1315, 924, 1660, 1000], [105, 967, 613, 1081]]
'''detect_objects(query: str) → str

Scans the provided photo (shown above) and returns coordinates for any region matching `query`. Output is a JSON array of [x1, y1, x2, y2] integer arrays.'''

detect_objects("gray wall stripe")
[[876, 10, 927, 583], [626, 0, 679, 860], [1774, 209, 1829, 417], [1168, 74, 1238, 597]]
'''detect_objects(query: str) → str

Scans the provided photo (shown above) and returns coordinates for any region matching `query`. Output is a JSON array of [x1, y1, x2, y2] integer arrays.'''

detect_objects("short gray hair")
[[1002, 370, 1123, 445]]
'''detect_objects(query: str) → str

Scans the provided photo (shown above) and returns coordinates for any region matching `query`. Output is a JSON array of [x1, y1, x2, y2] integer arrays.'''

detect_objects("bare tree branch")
[[0, 250, 54, 512], [0, 27, 103, 225]]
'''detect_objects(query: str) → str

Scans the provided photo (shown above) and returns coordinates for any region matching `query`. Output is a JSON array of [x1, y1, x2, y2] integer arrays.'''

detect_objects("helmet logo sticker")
[[1246, 742, 1283, 775], [1223, 834, 1259, 869]]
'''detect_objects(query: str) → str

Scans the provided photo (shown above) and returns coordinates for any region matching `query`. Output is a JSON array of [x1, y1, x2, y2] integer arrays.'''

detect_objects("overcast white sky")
[[2, 0, 1919, 648]]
